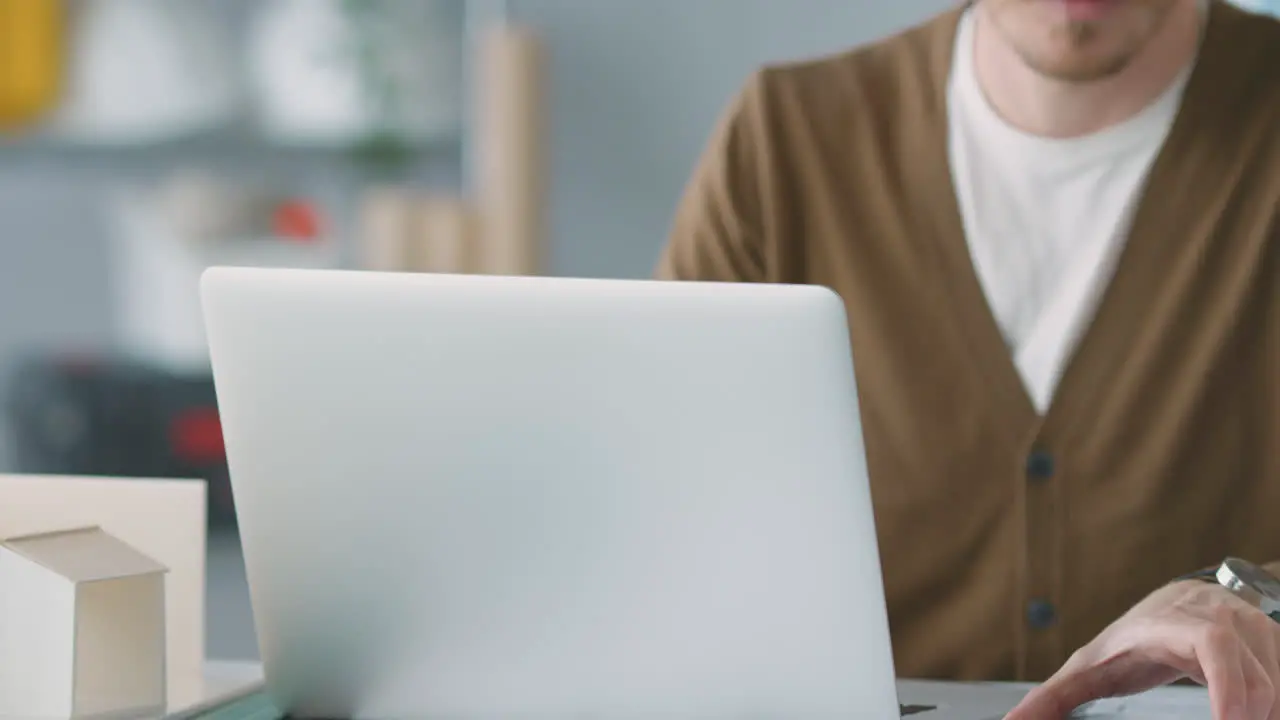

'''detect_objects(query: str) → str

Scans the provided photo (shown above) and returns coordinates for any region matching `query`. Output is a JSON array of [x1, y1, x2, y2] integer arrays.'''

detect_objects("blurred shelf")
[[0, 0, 517, 187], [0, 0, 480, 175], [0, 127, 464, 170]]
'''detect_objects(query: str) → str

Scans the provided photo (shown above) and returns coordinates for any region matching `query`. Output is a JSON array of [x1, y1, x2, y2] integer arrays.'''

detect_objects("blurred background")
[[1, 0, 1276, 663]]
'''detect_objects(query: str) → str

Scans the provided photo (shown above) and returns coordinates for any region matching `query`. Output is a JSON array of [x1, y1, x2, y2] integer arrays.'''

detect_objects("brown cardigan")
[[657, 0, 1280, 683]]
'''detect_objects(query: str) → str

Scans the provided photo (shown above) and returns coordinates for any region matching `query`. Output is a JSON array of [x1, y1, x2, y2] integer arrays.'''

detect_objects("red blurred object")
[[170, 408, 225, 464], [272, 199, 322, 241]]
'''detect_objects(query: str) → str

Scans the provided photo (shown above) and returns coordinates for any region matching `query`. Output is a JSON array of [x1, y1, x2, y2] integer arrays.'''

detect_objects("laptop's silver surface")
[[200, 268, 1013, 719]]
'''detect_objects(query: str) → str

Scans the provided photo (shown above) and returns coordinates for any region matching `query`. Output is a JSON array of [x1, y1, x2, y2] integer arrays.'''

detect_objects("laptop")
[[200, 267, 1029, 720]]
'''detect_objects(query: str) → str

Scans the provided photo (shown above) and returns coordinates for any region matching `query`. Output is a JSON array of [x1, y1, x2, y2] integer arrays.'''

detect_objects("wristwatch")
[[1181, 558, 1280, 622]]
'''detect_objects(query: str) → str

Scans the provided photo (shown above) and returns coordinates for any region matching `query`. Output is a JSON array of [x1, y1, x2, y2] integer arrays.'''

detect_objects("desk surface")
[[173, 661, 266, 719], [901, 679, 1209, 719], [185, 669, 1211, 720]]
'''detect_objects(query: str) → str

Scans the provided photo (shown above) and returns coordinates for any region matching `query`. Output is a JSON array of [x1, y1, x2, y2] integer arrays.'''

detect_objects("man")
[[656, 0, 1280, 717]]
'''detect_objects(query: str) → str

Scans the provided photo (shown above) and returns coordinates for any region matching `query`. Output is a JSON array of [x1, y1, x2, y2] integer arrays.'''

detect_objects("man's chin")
[[1015, 46, 1137, 83]]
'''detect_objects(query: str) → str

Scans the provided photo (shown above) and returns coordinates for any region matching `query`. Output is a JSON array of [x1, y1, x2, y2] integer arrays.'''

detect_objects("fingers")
[[1003, 669, 1096, 720], [1244, 648, 1276, 720], [1234, 612, 1280, 720], [1235, 636, 1274, 720], [1144, 617, 1269, 720], [1003, 611, 1278, 720], [1197, 621, 1252, 720], [1270, 630, 1280, 720], [1004, 653, 1161, 720], [1267, 629, 1280, 720]]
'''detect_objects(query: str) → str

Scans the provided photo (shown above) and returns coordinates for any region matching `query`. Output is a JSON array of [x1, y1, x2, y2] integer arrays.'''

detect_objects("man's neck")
[[972, 1, 1205, 138]]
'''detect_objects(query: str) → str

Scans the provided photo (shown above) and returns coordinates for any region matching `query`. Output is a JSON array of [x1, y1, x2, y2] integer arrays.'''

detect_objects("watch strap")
[[1174, 566, 1219, 583], [1175, 562, 1280, 624]]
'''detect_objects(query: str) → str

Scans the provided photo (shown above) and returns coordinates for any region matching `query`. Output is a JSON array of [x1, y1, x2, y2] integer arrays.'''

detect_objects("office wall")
[[0, 169, 116, 469], [513, 0, 956, 278], [0, 0, 954, 471]]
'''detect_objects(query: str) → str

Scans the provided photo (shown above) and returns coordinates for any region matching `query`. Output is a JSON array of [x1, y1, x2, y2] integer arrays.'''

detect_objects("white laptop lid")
[[201, 268, 899, 720]]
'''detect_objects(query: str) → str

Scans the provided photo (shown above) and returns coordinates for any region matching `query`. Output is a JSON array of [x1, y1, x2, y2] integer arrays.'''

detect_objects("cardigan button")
[[1027, 599, 1058, 629], [1026, 451, 1055, 482]]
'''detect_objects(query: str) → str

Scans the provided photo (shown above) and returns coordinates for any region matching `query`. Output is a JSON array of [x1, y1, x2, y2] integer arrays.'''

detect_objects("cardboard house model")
[[0, 526, 168, 720]]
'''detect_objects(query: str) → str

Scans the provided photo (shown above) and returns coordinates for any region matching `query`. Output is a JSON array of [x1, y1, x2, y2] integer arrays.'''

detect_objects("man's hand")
[[1005, 580, 1280, 720]]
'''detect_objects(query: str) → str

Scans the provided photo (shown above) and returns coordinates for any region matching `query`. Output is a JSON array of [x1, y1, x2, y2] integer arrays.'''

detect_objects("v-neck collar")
[[907, 0, 1255, 446]]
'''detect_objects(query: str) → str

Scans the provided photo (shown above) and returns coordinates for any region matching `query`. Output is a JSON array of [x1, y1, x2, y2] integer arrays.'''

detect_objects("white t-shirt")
[[946, 8, 1195, 414]]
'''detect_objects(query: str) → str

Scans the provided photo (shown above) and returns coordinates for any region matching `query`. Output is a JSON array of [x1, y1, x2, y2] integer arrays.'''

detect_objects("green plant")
[[339, 0, 416, 180]]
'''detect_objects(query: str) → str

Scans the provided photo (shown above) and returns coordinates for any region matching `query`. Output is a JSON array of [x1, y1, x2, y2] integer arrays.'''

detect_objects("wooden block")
[[474, 25, 547, 276], [409, 195, 477, 274], [356, 186, 417, 272]]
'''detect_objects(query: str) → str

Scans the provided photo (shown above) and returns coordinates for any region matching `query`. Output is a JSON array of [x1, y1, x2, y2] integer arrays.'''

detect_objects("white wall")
[[511, 0, 956, 278]]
